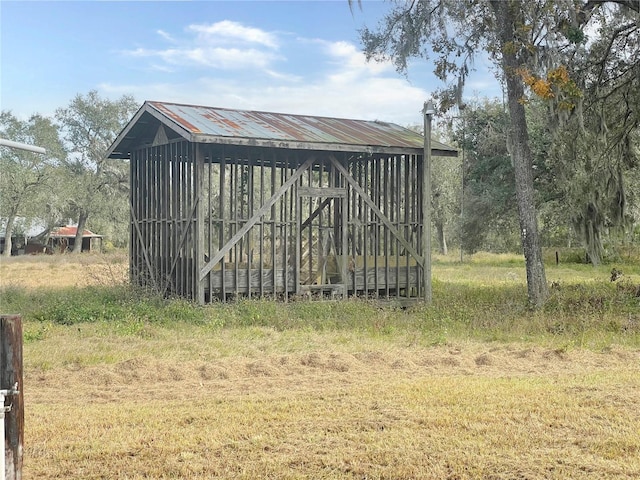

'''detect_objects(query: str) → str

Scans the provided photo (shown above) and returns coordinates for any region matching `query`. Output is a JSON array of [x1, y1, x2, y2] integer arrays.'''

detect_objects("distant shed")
[[107, 101, 457, 304], [45, 226, 103, 253]]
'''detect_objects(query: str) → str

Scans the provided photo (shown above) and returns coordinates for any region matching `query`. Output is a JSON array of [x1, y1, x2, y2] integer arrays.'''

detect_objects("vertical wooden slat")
[[220, 153, 227, 300], [307, 166, 313, 285], [188, 143, 194, 299], [195, 143, 205, 304], [271, 153, 277, 298], [403, 155, 409, 295], [142, 148, 149, 287], [247, 157, 253, 297], [351, 157, 358, 293], [184, 143, 190, 298], [178, 143, 185, 297], [207, 152, 213, 302], [233, 159, 239, 295], [169, 144, 177, 295], [173, 144, 180, 296], [341, 157, 349, 298], [170, 145, 176, 296], [160, 147, 166, 295], [383, 156, 390, 298], [158, 146, 163, 286], [294, 156, 302, 296], [363, 157, 369, 295], [416, 151, 423, 297], [152, 147, 159, 293], [259, 158, 265, 297], [175, 144, 181, 296], [395, 155, 401, 297], [1, 314, 23, 480], [144, 148, 151, 287], [283, 155, 289, 299], [182, 142, 188, 297], [373, 156, 379, 296], [129, 151, 136, 285]]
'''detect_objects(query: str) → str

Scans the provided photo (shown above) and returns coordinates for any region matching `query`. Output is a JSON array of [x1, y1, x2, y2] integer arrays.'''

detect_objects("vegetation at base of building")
[[3, 252, 638, 351]]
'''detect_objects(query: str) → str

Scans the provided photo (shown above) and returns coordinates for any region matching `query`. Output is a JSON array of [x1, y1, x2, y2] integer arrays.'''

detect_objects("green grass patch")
[[3, 280, 638, 350], [2, 252, 638, 349]]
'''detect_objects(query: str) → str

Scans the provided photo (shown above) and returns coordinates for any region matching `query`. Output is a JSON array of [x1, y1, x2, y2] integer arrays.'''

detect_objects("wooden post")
[[1, 314, 23, 480], [422, 100, 436, 303]]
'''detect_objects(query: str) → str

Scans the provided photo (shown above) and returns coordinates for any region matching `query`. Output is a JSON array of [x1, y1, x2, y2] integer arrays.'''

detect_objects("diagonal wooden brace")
[[199, 156, 315, 281], [329, 155, 424, 268]]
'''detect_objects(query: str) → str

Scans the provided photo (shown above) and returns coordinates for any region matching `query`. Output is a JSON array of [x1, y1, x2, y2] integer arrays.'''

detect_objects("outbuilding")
[[107, 101, 456, 304], [44, 225, 103, 254]]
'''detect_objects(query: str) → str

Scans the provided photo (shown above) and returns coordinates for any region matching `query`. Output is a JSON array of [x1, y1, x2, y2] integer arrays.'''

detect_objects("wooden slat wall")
[[130, 141, 199, 301], [130, 143, 424, 303]]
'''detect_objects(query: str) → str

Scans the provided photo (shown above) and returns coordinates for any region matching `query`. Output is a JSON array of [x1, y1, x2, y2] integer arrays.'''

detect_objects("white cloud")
[[101, 58, 428, 126], [323, 40, 391, 75], [156, 29, 176, 43], [122, 21, 281, 71], [188, 20, 279, 49], [111, 30, 433, 126]]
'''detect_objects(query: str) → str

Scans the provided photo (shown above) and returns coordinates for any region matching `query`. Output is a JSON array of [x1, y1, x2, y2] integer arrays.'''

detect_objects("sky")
[[1, 0, 502, 127]]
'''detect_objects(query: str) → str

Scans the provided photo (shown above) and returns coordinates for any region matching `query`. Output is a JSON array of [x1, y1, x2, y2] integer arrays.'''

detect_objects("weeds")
[[1, 251, 638, 349]]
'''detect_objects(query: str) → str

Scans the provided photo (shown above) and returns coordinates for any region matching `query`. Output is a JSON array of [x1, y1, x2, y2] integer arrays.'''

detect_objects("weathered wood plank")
[[200, 156, 314, 281], [329, 155, 424, 268], [195, 144, 206, 304], [298, 186, 347, 197], [1, 314, 23, 480], [336, 266, 419, 291], [207, 268, 296, 290]]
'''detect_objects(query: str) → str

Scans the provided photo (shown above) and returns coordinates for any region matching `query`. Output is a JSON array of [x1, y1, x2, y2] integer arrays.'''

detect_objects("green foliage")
[[0, 111, 67, 254], [55, 90, 139, 250], [448, 99, 521, 253], [0, 285, 199, 327], [4, 261, 638, 349]]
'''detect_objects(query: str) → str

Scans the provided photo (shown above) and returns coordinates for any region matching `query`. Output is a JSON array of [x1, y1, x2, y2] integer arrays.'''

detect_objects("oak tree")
[[55, 91, 137, 253], [0, 112, 66, 256], [355, 0, 639, 305]]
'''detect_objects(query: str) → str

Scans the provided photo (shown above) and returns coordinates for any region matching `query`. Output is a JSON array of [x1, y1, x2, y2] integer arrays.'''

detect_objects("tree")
[[0, 112, 66, 256], [55, 91, 138, 253], [547, 5, 640, 264], [354, 0, 639, 306], [431, 153, 460, 255], [449, 100, 521, 253], [408, 123, 461, 255]]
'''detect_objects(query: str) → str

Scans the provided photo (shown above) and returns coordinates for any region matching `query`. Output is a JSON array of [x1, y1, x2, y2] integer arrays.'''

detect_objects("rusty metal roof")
[[49, 226, 102, 238], [108, 101, 458, 158]]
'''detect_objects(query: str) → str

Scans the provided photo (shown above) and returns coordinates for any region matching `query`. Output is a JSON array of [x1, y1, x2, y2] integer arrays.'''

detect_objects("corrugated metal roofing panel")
[[148, 101, 453, 153], [50, 226, 101, 238]]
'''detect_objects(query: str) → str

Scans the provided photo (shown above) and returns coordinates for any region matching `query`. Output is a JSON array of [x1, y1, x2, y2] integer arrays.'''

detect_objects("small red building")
[[45, 226, 103, 253]]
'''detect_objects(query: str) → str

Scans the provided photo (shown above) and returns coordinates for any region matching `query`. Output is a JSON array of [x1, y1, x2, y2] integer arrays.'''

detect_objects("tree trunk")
[[491, 0, 549, 307], [72, 211, 88, 254], [436, 221, 448, 255], [2, 214, 16, 257]]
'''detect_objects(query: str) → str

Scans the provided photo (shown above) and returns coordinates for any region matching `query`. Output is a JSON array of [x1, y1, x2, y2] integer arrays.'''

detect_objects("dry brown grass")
[[3, 253, 640, 479], [0, 251, 128, 289], [24, 340, 640, 479]]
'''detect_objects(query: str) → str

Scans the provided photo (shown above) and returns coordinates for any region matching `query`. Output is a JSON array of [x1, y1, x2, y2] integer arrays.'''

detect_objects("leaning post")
[[422, 100, 436, 303], [1, 315, 23, 480]]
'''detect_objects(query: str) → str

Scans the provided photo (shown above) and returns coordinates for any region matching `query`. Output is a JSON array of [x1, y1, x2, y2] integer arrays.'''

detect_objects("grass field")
[[1, 251, 639, 479]]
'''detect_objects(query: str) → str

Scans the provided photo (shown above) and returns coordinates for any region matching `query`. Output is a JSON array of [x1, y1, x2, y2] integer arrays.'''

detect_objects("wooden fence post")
[[1, 315, 23, 480]]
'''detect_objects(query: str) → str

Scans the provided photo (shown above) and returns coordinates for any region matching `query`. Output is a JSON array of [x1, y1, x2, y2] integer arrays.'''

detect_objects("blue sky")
[[1, 0, 501, 126]]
